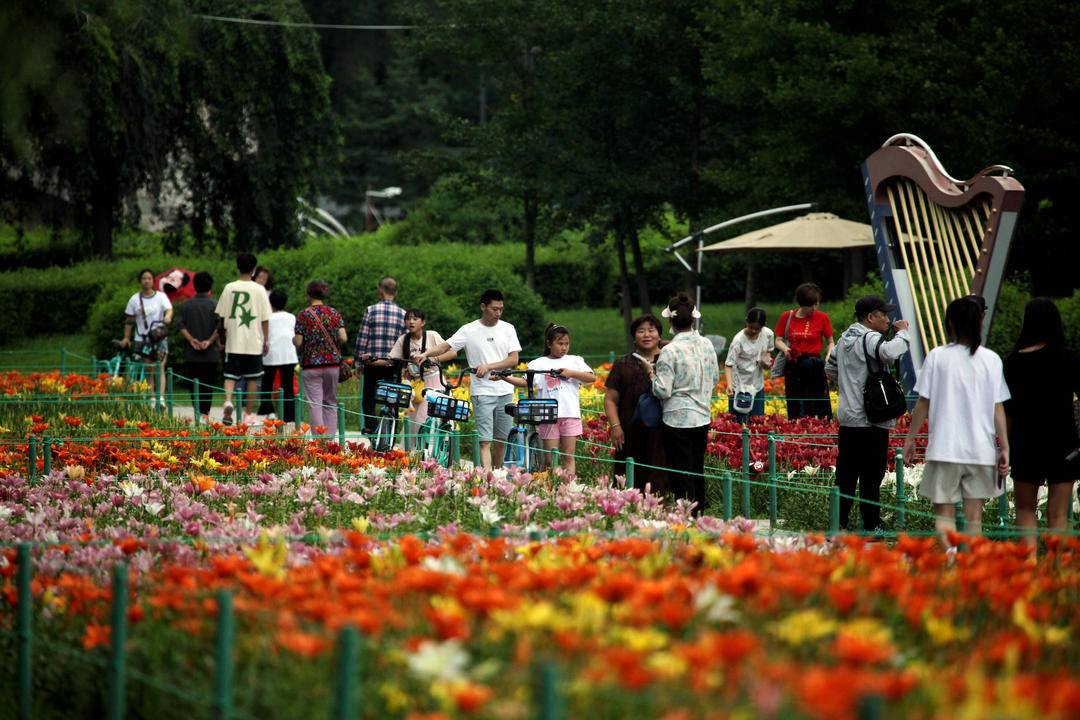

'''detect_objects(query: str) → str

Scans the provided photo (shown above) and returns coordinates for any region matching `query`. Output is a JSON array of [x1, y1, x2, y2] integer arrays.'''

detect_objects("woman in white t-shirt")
[[724, 307, 774, 423], [121, 268, 173, 409], [500, 324, 596, 476], [259, 289, 299, 426], [388, 309, 446, 450], [903, 298, 1011, 547]]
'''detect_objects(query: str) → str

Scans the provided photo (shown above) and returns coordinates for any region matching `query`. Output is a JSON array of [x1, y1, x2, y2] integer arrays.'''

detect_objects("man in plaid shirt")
[[355, 276, 406, 432]]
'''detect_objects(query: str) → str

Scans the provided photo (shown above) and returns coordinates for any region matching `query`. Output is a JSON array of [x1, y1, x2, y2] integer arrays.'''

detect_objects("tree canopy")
[[2, 0, 1077, 298]]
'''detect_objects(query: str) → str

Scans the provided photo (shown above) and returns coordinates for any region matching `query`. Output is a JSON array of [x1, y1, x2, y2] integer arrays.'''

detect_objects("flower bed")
[[3, 533, 1079, 719], [1, 369, 1077, 717]]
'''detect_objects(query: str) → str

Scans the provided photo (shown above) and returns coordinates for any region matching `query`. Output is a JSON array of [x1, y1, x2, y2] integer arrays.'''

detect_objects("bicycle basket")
[[426, 391, 471, 422], [515, 398, 559, 424], [375, 381, 414, 408]]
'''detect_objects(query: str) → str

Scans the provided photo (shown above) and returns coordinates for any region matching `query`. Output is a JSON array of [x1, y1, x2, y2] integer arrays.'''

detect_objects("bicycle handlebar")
[[489, 368, 563, 378]]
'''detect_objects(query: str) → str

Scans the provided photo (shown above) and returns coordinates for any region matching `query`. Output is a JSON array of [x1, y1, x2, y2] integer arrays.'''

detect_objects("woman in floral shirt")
[[644, 293, 720, 512], [294, 280, 347, 437]]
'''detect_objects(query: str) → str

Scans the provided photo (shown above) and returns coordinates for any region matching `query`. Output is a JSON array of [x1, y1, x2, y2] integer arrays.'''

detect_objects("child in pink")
[[501, 323, 595, 475]]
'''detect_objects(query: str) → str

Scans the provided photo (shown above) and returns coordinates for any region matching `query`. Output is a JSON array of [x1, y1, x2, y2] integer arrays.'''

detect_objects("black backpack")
[[862, 333, 906, 423]]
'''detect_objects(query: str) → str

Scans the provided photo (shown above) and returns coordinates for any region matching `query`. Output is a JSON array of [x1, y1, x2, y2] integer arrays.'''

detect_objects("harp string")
[[903, 179, 947, 346]]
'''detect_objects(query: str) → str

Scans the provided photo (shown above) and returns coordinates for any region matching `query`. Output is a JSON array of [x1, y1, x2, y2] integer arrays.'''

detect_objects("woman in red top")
[[774, 283, 834, 419]]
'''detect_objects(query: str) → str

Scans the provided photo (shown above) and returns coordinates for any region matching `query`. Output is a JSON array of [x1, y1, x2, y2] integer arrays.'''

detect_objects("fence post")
[[166, 368, 175, 417], [472, 434, 481, 467], [27, 437, 37, 479], [296, 371, 305, 425], [107, 563, 129, 720], [955, 503, 966, 533], [452, 431, 461, 467], [537, 661, 564, 720], [607, 350, 615, 364], [858, 693, 883, 720], [331, 626, 360, 720], [768, 434, 779, 530], [723, 472, 733, 521], [91, 354, 98, 374], [829, 486, 840, 536], [741, 426, 752, 517], [894, 450, 906, 530], [213, 591, 236, 720], [17, 544, 32, 720], [60, 347, 67, 377], [42, 437, 51, 477], [338, 403, 346, 445], [276, 389, 285, 424], [193, 378, 202, 426], [626, 457, 635, 490]]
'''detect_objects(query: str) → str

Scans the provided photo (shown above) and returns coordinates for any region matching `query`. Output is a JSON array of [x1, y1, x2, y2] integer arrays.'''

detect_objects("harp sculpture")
[[862, 133, 1024, 392]]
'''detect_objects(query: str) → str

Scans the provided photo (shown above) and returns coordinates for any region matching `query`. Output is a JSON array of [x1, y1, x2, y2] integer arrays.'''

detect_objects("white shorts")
[[919, 461, 1002, 503]]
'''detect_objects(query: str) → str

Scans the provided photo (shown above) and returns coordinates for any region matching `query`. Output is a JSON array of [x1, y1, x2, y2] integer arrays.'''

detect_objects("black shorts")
[[1011, 462, 1078, 486], [223, 353, 263, 380]]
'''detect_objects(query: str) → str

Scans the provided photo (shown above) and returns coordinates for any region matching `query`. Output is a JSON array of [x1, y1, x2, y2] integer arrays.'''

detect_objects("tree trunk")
[[89, 179, 117, 258], [628, 221, 651, 315], [744, 260, 757, 311], [613, 218, 634, 351], [523, 189, 538, 291]]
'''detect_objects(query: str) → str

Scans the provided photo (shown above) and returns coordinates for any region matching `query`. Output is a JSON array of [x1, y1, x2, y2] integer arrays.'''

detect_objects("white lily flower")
[[406, 640, 469, 682]]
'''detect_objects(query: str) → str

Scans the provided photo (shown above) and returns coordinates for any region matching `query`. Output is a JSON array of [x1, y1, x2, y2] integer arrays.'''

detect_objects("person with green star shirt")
[[215, 253, 273, 426]]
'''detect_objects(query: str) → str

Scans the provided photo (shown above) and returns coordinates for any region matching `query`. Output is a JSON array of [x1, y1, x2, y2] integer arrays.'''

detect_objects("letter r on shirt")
[[229, 291, 251, 319]]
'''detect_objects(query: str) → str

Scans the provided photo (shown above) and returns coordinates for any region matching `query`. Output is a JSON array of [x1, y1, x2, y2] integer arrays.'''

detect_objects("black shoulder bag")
[[862, 333, 906, 423]]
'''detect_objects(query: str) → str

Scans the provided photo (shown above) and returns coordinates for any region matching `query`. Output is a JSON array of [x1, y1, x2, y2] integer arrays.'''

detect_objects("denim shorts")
[[472, 393, 513, 442]]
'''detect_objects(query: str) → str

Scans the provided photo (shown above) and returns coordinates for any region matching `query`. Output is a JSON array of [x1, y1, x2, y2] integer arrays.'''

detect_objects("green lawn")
[[0, 333, 93, 373], [1, 299, 841, 372], [551, 301, 792, 360]]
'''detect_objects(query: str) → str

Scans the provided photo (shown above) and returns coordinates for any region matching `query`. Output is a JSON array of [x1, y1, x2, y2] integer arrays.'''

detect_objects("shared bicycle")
[[415, 365, 474, 467], [370, 358, 413, 452], [492, 368, 563, 473]]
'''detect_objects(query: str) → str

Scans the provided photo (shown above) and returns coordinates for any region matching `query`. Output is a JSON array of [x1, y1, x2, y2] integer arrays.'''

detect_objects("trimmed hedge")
[[70, 236, 547, 365]]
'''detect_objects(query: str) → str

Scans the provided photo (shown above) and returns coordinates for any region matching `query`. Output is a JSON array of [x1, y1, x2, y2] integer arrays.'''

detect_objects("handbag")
[[771, 309, 796, 378], [733, 390, 755, 415], [631, 391, 663, 428], [862, 333, 906, 423], [306, 307, 353, 383]]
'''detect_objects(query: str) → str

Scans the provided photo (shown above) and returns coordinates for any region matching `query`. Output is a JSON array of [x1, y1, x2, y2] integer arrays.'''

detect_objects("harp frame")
[[861, 133, 1024, 392]]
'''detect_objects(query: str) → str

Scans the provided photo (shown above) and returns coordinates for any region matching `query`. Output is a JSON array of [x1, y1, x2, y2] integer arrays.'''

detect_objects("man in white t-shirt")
[[121, 268, 174, 409], [215, 253, 272, 426], [414, 289, 521, 469]]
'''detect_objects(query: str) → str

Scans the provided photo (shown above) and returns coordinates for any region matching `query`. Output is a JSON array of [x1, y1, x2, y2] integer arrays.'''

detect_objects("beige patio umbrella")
[[701, 212, 875, 253], [701, 212, 876, 306]]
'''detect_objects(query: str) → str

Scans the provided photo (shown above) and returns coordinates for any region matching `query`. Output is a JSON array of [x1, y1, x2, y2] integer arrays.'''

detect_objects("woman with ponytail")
[[642, 293, 720, 511], [903, 297, 1011, 547]]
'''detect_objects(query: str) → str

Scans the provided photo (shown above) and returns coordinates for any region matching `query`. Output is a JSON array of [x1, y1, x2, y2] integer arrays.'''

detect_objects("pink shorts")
[[537, 417, 583, 441]]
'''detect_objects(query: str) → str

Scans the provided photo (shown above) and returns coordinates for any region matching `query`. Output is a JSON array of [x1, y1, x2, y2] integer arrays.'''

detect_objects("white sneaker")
[[222, 402, 234, 425], [242, 413, 259, 426], [199, 414, 211, 424]]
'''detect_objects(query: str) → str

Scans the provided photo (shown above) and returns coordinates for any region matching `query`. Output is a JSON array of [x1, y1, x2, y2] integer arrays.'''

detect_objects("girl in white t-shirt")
[[388, 309, 446, 449], [499, 324, 596, 475], [724, 307, 775, 423], [121, 268, 173, 409], [903, 298, 1011, 547], [259, 289, 298, 426]]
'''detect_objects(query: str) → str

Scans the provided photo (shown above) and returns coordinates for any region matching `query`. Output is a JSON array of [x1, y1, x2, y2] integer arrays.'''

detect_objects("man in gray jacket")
[[825, 296, 911, 532]]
